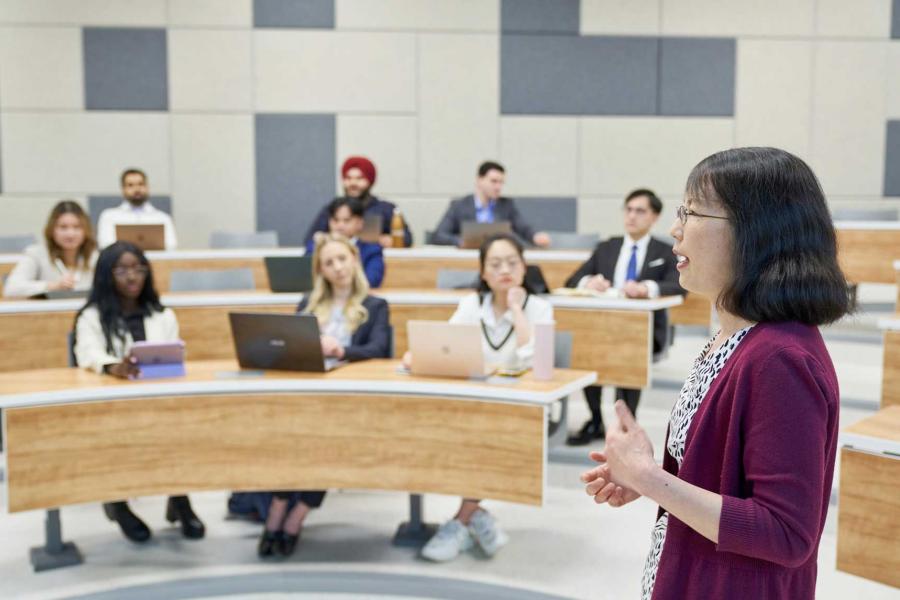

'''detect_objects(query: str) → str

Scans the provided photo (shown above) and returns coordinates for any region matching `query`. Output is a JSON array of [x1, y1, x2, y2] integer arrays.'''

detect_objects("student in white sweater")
[[3, 200, 98, 298], [404, 232, 553, 563], [74, 241, 204, 543]]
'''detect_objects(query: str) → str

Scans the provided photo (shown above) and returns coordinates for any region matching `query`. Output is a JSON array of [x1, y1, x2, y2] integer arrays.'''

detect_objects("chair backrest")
[[0, 234, 37, 252], [209, 230, 279, 249], [169, 269, 256, 292], [546, 231, 599, 249], [386, 324, 395, 359], [831, 207, 898, 222], [67, 331, 77, 368], [436, 269, 479, 290], [424, 230, 436, 245], [554, 330, 573, 368]]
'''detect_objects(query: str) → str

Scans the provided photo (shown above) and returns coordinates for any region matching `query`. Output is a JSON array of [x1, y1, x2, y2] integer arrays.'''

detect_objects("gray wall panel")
[[255, 114, 336, 247], [501, 35, 658, 115], [83, 28, 168, 111], [254, 0, 335, 28], [885, 120, 900, 196], [516, 196, 577, 232], [88, 196, 172, 230], [501, 0, 580, 35], [893, 0, 900, 38], [659, 37, 735, 116]]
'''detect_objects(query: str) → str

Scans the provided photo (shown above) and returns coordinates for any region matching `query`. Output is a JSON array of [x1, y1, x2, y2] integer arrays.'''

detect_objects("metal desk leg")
[[30, 509, 83, 571], [392, 494, 438, 548]]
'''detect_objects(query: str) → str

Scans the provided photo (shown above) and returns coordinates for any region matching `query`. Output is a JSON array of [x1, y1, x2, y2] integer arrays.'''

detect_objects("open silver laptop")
[[407, 320, 492, 379], [229, 312, 343, 372]]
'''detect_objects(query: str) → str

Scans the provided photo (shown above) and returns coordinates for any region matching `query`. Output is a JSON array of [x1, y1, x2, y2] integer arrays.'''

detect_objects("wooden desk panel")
[[883, 330, 900, 409], [380, 257, 580, 291], [837, 229, 900, 284], [0, 311, 74, 371], [837, 448, 900, 588], [668, 293, 711, 328], [150, 258, 272, 292], [0, 261, 13, 296]]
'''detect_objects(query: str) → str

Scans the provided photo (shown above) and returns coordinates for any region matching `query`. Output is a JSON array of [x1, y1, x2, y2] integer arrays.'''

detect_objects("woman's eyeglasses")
[[485, 258, 523, 272], [676, 205, 730, 225], [112, 265, 149, 278]]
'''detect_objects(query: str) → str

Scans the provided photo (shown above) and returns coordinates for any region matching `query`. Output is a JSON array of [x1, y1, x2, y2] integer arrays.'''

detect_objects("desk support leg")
[[392, 494, 438, 548], [30, 509, 83, 571]]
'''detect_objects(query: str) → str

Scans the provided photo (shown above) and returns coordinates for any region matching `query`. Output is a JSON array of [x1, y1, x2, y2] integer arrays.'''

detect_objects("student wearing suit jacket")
[[431, 161, 551, 248], [565, 189, 686, 446], [257, 233, 391, 558], [305, 196, 385, 288], [74, 241, 205, 543]]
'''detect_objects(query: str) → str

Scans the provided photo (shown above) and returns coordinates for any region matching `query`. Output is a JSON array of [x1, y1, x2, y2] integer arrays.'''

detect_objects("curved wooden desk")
[[834, 221, 900, 284]]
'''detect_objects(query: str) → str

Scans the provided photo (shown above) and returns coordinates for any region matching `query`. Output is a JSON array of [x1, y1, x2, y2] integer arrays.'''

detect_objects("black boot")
[[103, 501, 151, 543], [278, 531, 300, 557], [258, 529, 282, 558], [166, 496, 205, 539], [566, 419, 606, 446]]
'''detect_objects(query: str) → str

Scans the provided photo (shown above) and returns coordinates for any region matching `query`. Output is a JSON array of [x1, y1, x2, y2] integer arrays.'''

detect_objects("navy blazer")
[[432, 195, 536, 247], [303, 195, 412, 247], [296, 295, 391, 361]]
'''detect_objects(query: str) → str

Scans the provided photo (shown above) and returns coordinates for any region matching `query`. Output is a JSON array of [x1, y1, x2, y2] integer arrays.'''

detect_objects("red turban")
[[341, 156, 376, 185]]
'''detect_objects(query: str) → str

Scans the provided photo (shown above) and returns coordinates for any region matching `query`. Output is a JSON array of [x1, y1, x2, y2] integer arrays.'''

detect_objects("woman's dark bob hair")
[[686, 147, 853, 326]]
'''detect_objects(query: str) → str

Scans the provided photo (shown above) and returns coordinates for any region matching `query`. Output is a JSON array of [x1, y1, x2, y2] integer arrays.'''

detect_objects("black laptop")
[[264, 256, 313, 293], [229, 312, 342, 372]]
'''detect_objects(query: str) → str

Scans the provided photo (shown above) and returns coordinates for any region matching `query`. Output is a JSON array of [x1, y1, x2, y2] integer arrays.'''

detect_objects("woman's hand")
[[401, 351, 413, 370], [600, 400, 658, 494], [507, 286, 527, 312], [106, 355, 140, 379], [582, 450, 642, 507], [48, 273, 77, 291], [320, 335, 345, 359]]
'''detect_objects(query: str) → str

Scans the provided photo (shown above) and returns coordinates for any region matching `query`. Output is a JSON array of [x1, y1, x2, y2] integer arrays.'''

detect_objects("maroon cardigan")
[[652, 321, 840, 600]]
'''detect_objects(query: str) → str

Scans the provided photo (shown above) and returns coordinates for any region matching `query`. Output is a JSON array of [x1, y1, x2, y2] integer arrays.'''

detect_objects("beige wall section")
[[0, 113, 171, 194], [580, 0, 660, 35], [170, 115, 255, 249], [167, 0, 252, 27], [660, 0, 814, 37], [389, 196, 453, 244], [254, 31, 416, 113], [0, 27, 82, 110], [0, 196, 88, 238], [336, 116, 419, 196], [169, 30, 253, 111], [811, 41, 887, 197], [499, 117, 578, 196], [336, 0, 498, 32], [578, 196, 678, 241], [815, 0, 892, 38], [0, 0, 167, 25]]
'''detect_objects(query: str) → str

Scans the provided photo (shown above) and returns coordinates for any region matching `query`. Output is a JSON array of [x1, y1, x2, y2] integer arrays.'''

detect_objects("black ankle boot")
[[166, 496, 205, 539], [566, 419, 606, 446], [258, 529, 282, 558], [103, 501, 151, 543], [278, 531, 300, 557]]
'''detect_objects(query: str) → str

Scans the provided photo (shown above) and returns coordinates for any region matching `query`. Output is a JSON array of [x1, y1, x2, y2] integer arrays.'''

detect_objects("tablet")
[[130, 340, 186, 379]]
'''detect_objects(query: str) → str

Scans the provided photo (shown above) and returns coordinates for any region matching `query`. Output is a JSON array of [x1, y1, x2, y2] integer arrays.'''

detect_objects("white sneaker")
[[468, 509, 509, 557], [420, 518, 473, 562]]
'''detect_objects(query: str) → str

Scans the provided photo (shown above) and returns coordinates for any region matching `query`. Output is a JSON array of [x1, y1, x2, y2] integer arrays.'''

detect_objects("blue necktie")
[[626, 244, 638, 282]]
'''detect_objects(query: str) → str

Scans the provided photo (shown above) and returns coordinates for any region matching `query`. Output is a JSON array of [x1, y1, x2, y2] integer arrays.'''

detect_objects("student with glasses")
[[73, 241, 205, 544], [403, 232, 553, 562]]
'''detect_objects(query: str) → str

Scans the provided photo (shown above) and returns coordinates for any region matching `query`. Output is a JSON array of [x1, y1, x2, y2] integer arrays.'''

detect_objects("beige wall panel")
[[336, 0, 498, 31], [579, 118, 734, 197], [336, 116, 418, 195], [0, 0, 167, 25], [888, 44, 900, 120], [255, 31, 416, 113], [811, 42, 887, 196], [0, 27, 82, 110], [660, 0, 814, 37], [169, 30, 252, 111], [577, 197, 676, 241], [499, 117, 578, 196], [388, 196, 452, 244], [580, 0, 660, 35], [0, 113, 170, 194], [0, 196, 88, 238], [167, 0, 252, 27], [815, 0, 892, 38], [735, 40, 812, 159], [170, 115, 255, 249]]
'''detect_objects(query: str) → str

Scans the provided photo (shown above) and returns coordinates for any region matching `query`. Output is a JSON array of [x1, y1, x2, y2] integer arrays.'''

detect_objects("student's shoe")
[[468, 509, 509, 557], [258, 530, 281, 558], [420, 518, 473, 562], [103, 501, 152, 543], [166, 496, 206, 539], [278, 532, 300, 557], [565, 420, 606, 446]]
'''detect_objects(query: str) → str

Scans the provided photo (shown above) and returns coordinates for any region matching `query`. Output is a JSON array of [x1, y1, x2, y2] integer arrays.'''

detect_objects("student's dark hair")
[[686, 147, 853, 325], [477, 232, 535, 300], [120, 168, 147, 187], [624, 188, 663, 214], [327, 196, 364, 219], [477, 161, 505, 177], [75, 241, 164, 354]]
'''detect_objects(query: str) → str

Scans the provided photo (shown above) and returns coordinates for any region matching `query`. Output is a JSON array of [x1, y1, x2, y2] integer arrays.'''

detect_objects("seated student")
[[4, 200, 98, 298], [306, 197, 385, 288], [403, 232, 553, 562], [258, 233, 391, 558], [96, 168, 177, 249], [73, 241, 204, 543]]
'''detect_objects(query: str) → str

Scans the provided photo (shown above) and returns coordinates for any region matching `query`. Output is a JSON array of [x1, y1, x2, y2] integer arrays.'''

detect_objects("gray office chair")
[[209, 230, 279, 249], [169, 268, 256, 292], [831, 208, 898, 221], [546, 231, 599, 249], [0, 234, 37, 252], [547, 330, 573, 445], [436, 269, 478, 290]]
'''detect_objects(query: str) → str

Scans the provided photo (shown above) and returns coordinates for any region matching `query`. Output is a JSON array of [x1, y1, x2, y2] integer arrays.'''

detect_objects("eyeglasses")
[[676, 205, 730, 225], [485, 258, 523, 272], [112, 265, 149, 278]]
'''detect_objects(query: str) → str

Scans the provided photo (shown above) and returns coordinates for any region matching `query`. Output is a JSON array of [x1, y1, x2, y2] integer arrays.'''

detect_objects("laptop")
[[30, 289, 90, 300], [407, 320, 492, 379], [229, 312, 342, 372], [264, 256, 313, 293], [359, 214, 383, 243], [115, 224, 165, 250], [459, 221, 512, 249]]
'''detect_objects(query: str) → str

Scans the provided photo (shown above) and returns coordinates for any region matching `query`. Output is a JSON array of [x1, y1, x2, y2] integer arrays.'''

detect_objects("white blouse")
[[3, 244, 97, 298], [449, 292, 554, 370]]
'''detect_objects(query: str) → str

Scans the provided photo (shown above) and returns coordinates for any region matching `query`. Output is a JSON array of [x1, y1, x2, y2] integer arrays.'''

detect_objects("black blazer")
[[296, 295, 391, 361], [565, 236, 686, 353], [432, 195, 536, 246]]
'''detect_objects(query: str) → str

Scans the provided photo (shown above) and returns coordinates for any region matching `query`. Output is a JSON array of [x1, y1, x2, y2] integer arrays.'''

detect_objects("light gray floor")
[[0, 321, 896, 600]]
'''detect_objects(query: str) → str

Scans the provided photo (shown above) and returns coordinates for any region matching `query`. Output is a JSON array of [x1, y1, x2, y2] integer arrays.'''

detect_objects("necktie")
[[626, 244, 638, 282]]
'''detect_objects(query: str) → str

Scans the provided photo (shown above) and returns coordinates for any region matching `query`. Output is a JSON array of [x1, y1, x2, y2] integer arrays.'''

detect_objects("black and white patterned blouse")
[[640, 325, 755, 600]]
